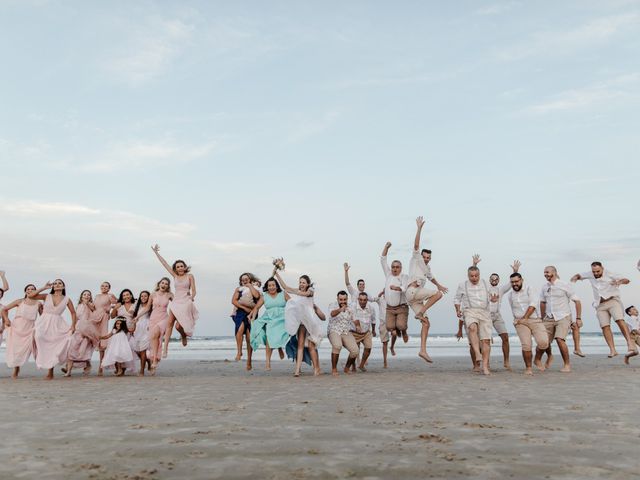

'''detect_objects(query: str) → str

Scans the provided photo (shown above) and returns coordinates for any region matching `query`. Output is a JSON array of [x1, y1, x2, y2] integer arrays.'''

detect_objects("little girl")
[[100, 317, 135, 376]]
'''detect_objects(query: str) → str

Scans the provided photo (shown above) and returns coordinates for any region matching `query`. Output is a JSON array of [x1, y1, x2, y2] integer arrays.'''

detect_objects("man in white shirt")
[[408, 217, 448, 364], [344, 263, 388, 368], [571, 261, 637, 359], [624, 306, 640, 365], [328, 291, 359, 376], [351, 292, 374, 372], [473, 255, 512, 370], [380, 241, 410, 356], [540, 266, 582, 373], [506, 271, 549, 375], [454, 264, 498, 375]]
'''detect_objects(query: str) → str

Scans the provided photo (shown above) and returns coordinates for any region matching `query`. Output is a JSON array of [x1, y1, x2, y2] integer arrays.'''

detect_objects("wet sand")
[[1, 355, 639, 479]]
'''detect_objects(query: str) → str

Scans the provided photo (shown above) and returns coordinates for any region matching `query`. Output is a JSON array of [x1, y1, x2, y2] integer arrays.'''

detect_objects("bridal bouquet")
[[272, 257, 286, 272]]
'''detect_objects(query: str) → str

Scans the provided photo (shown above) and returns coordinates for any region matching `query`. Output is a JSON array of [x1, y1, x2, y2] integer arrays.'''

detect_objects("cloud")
[[524, 72, 640, 114], [296, 241, 315, 249], [206, 241, 266, 252], [475, 1, 521, 16], [0, 200, 195, 238], [79, 139, 217, 173], [100, 16, 195, 86], [495, 13, 640, 61]]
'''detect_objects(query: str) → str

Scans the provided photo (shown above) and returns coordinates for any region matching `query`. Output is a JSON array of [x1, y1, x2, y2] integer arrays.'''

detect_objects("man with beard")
[[571, 262, 637, 360]]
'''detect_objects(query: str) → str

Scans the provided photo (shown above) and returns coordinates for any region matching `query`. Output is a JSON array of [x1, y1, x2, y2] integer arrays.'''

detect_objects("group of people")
[[0, 245, 198, 379], [232, 217, 640, 376]]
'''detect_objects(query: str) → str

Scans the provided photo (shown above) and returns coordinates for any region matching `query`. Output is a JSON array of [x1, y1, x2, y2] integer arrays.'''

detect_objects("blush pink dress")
[[117, 303, 137, 351], [35, 294, 72, 369], [90, 294, 114, 351], [168, 275, 199, 336], [5, 300, 40, 367], [67, 303, 100, 367], [148, 292, 171, 363]]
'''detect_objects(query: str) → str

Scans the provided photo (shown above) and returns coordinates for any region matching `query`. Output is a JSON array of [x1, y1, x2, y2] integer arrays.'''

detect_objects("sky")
[[1, 0, 639, 336]]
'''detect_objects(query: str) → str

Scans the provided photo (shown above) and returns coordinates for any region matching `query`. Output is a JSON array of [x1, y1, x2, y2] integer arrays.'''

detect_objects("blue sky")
[[1, 0, 639, 336]]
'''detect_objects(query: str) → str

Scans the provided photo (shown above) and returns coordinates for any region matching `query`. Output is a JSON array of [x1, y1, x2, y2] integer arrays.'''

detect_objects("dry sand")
[[1, 355, 639, 479]]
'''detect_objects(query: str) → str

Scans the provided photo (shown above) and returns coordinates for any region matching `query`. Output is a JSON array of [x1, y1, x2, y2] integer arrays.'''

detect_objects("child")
[[230, 279, 263, 318], [100, 316, 135, 376], [625, 305, 640, 365]]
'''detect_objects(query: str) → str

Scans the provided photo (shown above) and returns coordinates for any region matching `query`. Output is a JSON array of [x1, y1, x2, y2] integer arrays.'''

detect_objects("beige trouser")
[[514, 318, 549, 352], [328, 331, 359, 358], [386, 304, 409, 332], [631, 331, 640, 348], [378, 320, 389, 343], [490, 311, 508, 335], [596, 298, 625, 327], [543, 316, 572, 341], [352, 331, 373, 349], [463, 308, 492, 341], [406, 286, 438, 314]]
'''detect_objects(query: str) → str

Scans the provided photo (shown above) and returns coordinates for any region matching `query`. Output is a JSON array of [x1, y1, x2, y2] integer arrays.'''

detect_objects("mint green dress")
[[250, 291, 290, 350]]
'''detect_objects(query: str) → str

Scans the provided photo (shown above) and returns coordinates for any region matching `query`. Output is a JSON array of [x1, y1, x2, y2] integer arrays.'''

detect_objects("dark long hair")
[[117, 288, 136, 305], [299, 275, 313, 291], [263, 277, 282, 293], [23, 284, 37, 299], [113, 316, 128, 334], [50, 279, 66, 296], [133, 290, 151, 318]]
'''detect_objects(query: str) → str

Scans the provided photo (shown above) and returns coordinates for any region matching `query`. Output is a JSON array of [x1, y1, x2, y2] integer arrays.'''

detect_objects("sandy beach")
[[1, 355, 639, 479]]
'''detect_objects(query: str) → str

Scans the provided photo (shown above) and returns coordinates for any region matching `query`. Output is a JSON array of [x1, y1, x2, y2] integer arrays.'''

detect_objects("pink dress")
[[35, 294, 71, 369], [117, 303, 137, 351], [5, 300, 40, 367], [148, 292, 171, 363], [131, 310, 150, 353], [168, 275, 199, 336], [90, 294, 114, 351], [67, 303, 100, 367]]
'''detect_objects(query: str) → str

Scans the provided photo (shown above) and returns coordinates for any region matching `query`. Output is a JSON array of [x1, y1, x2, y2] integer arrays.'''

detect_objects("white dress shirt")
[[454, 280, 490, 310], [380, 256, 409, 306], [352, 303, 373, 333], [578, 270, 624, 307], [408, 250, 434, 287], [507, 284, 539, 319], [626, 315, 639, 333], [540, 280, 578, 320], [347, 284, 378, 326]]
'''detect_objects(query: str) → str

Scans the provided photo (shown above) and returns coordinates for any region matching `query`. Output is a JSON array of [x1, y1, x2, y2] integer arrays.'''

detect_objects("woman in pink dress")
[[151, 245, 198, 357], [133, 277, 172, 374], [111, 288, 136, 340], [33, 279, 77, 380], [89, 282, 117, 376], [0, 270, 10, 347], [131, 290, 151, 376], [1, 283, 43, 378], [64, 290, 99, 377]]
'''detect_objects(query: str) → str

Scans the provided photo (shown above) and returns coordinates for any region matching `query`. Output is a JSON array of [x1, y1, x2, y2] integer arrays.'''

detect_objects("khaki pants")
[[596, 298, 625, 327], [543, 316, 572, 341], [463, 308, 492, 341], [378, 321, 389, 343], [490, 311, 508, 335], [328, 331, 359, 358], [386, 304, 409, 332], [514, 318, 549, 352], [630, 331, 640, 348], [352, 331, 373, 349], [406, 286, 438, 314]]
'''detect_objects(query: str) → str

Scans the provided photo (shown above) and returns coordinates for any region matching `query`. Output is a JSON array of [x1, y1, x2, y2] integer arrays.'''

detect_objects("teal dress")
[[250, 291, 290, 350]]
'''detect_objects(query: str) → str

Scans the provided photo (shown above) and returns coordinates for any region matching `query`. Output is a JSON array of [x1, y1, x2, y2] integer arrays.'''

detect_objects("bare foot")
[[624, 355, 631, 365], [383, 362, 388, 369], [45, 370, 54, 380], [573, 350, 585, 358], [504, 363, 511, 371], [560, 365, 571, 373], [235, 353, 242, 361], [608, 351, 619, 358], [138, 371, 145, 377], [181, 333, 188, 347], [97, 368, 104, 377], [278, 348, 285, 360], [390, 345, 396, 356], [418, 351, 433, 363], [246, 363, 252, 371], [293, 370, 300, 377], [314, 369, 323, 376], [472, 365, 481, 373], [482, 367, 491, 376], [545, 354, 553, 369], [524, 368, 533, 376], [402, 331, 409, 343], [116, 370, 125, 377], [265, 364, 271, 371], [83, 364, 91, 376], [61, 367, 68, 374], [534, 359, 545, 372], [64, 371, 71, 377], [344, 367, 353, 374], [332, 370, 339, 376], [358, 365, 367, 372]]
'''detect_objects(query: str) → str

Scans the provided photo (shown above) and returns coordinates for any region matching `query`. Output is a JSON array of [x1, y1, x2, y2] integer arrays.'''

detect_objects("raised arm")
[[151, 244, 175, 277], [414, 216, 425, 251], [274, 271, 312, 297], [32, 282, 52, 301], [344, 263, 351, 287], [0, 271, 8, 292], [111, 302, 122, 319]]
